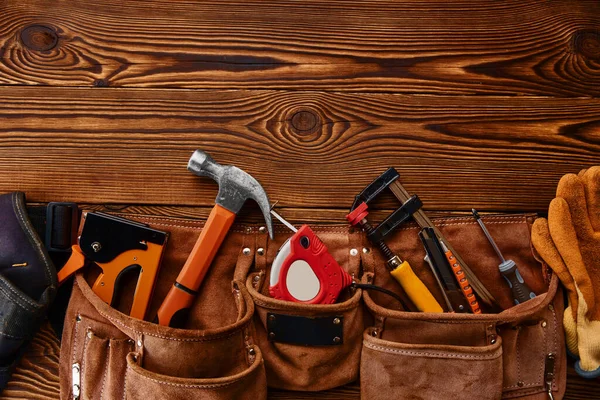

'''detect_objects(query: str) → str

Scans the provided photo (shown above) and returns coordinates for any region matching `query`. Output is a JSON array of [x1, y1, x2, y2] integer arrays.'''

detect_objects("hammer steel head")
[[188, 150, 274, 239]]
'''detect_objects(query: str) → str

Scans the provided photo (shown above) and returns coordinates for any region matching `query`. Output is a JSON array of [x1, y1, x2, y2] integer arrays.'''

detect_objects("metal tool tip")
[[472, 208, 480, 219]]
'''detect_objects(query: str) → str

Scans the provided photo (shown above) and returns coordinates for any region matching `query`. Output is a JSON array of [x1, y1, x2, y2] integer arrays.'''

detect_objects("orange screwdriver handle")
[[156, 204, 236, 327], [445, 250, 481, 314]]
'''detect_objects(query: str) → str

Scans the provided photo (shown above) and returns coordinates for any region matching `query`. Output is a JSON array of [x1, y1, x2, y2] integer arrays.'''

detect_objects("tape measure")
[[269, 224, 352, 304]]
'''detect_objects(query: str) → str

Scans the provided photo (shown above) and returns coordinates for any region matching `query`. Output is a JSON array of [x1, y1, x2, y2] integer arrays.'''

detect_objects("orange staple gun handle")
[[57, 245, 87, 284], [445, 250, 481, 314], [92, 242, 165, 321], [156, 204, 236, 327]]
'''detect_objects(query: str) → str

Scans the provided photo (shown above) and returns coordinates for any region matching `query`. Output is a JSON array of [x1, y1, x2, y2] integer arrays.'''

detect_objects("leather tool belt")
[[58, 212, 566, 400], [0, 192, 64, 390]]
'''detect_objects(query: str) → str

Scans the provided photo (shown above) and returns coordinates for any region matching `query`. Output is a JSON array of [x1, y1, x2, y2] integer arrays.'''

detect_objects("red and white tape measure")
[[269, 224, 352, 304]]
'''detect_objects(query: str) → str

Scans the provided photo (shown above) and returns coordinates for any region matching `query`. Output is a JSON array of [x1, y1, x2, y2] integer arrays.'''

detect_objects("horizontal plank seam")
[[0, 84, 596, 99]]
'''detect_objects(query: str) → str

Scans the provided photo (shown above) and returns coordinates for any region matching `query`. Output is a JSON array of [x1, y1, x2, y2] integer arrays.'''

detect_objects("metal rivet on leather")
[[137, 339, 142, 347], [76, 315, 81, 322], [259, 226, 266, 233], [86, 331, 92, 339], [243, 247, 251, 255], [333, 336, 341, 344], [248, 347, 256, 356], [269, 332, 276, 340], [362, 247, 370, 254], [268, 314, 276, 323], [257, 247, 265, 256], [333, 317, 341, 325], [541, 320, 547, 328], [350, 248, 358, 256]]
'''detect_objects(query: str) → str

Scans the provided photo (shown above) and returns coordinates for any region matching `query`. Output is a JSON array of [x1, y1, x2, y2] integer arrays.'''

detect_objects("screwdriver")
[[472, 209, 535, 305]]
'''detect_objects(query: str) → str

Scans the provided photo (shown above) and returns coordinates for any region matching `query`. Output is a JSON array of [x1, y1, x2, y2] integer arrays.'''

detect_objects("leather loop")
[[233, 230, 256, 282], [360, 230, 376, 274], [347, 229, 362, 279], [254, 227, 269, 272]]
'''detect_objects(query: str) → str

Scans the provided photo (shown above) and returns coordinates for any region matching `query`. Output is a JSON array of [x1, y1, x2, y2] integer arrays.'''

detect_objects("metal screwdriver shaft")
[[472, 209, 506, 263], [472, 209, 535, 305]]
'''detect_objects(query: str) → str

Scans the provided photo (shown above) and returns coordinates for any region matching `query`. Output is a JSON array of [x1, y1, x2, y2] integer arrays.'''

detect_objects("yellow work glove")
[[531, 218, 579, 357], [533, 167, 600, 378]]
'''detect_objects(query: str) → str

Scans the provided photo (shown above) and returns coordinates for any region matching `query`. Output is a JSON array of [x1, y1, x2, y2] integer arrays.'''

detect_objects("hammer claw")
[[187, 150, 273, 239], [156, 150, 273, 326]]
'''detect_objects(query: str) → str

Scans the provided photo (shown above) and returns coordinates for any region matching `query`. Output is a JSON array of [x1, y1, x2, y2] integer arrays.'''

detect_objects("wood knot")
[[289, 109, 320, 136], [20, 25, 58, 52], [93, 79, 109, 87], [572, 29, 600, 60]]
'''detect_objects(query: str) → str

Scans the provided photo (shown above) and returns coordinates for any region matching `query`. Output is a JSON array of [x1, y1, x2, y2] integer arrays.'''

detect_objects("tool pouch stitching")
[[359, 214, 565, 400]]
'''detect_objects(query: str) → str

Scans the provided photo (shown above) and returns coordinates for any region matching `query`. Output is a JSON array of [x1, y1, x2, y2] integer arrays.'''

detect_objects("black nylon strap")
[[48, 206, 73, 250], [27, 203, 79, 253]]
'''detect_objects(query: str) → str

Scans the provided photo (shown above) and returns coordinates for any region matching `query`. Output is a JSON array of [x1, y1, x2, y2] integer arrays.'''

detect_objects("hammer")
[[156, 150, 274, 327]]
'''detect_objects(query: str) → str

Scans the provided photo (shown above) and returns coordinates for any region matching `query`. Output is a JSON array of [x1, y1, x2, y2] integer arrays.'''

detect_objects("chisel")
[[388, 178, 492, 311]]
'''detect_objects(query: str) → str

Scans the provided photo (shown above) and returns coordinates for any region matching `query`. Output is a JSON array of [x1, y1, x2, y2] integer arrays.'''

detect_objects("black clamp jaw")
[[349, 167, 422, 244]]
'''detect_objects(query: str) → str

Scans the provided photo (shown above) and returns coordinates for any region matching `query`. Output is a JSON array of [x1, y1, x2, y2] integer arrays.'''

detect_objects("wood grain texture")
[[65, 204, 474, 225], [1, 0, 600, 398], [0, 0, 600, 95], [0, 87, 599, 211], [0, 323, 60, 400]]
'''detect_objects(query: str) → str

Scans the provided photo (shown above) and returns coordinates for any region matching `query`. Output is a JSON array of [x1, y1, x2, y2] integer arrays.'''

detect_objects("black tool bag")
[[0, 192, 57, 389]]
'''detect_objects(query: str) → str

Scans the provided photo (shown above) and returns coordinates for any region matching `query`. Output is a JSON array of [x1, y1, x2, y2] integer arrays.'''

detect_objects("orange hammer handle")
[[156, 204, 236, 326]]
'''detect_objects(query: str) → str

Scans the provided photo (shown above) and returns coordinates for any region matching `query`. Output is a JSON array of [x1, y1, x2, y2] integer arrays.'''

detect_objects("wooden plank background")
[[1, 0, 600, 398]]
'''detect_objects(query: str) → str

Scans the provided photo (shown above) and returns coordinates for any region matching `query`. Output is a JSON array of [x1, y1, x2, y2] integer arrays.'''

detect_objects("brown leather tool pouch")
[[58, 216, 267, 400], [241, 227, 365, 391], [57, 213, 566, 399], [360, 214, 566, 400]]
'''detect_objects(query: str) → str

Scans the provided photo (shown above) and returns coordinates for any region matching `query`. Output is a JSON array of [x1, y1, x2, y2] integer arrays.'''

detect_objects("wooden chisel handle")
[[156, 204, 236, 327], [389, 259, 443, 313], [444, 250, 481, 314]]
